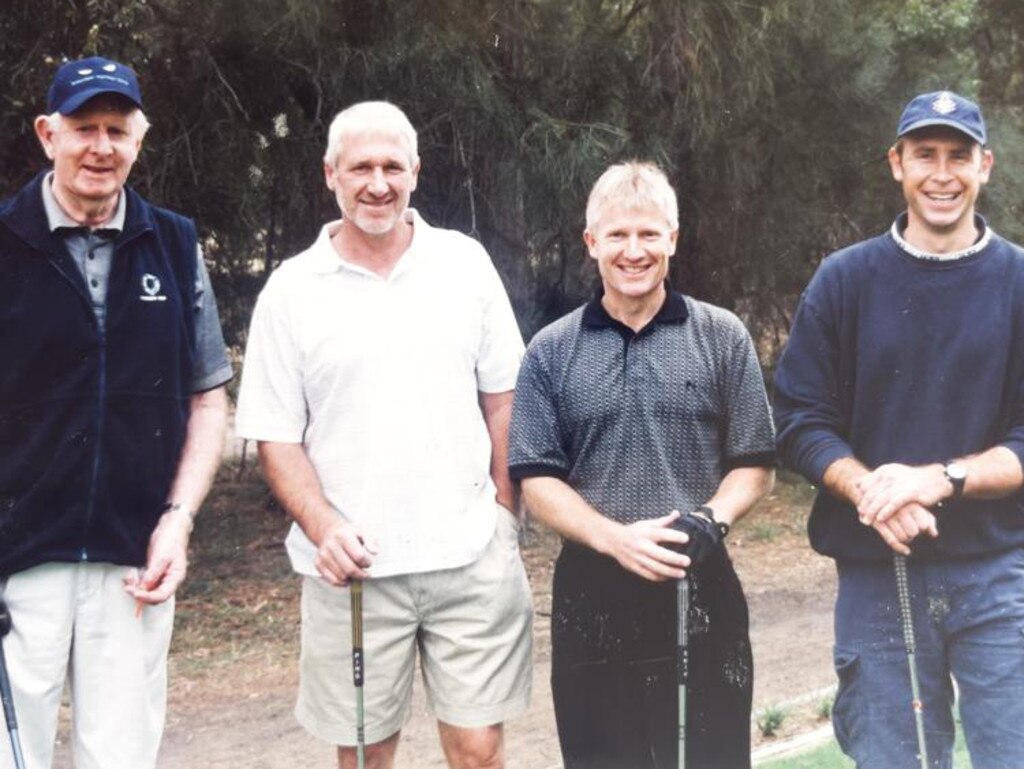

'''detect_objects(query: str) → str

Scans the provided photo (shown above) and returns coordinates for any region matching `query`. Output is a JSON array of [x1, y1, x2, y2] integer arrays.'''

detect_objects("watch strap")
[[692, 505, 729, 538], [942, 461, 966, 499]]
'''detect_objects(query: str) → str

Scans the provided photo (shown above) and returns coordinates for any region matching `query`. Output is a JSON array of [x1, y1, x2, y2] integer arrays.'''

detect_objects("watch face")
[[947, 463, 967, 481]]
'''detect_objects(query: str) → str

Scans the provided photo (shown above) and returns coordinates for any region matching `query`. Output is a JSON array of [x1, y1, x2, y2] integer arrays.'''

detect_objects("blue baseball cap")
[[47, 56, 143, 115], [896, 91, 986, 145]]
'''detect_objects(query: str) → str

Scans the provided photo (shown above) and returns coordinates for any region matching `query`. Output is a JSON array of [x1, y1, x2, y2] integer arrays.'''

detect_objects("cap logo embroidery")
[[102, 64, 116, 72], [932, 92, 957, 115], [77, 68, 93, 76], [140, 273, 167, 302]]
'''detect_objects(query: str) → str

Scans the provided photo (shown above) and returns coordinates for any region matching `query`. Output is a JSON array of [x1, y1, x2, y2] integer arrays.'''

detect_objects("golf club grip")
[[893, 554, 929, 769], [351, 581, 364, 688], [893, 555, 916, 653], [676, 578, 689, 685]]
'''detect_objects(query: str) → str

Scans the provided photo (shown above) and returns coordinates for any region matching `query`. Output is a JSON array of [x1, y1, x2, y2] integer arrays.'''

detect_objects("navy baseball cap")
[[47, 57, 143, 115], [896, 91, 986, 145]]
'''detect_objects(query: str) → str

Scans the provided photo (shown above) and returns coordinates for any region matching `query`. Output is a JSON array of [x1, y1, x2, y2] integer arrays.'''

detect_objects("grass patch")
[[758, 715, 973, 768], [747, 521, 782, 543], [759, 740, 852, 769]]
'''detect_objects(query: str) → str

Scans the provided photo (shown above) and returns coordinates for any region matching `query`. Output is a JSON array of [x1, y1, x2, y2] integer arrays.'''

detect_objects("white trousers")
[[0, 562, 174, 769]]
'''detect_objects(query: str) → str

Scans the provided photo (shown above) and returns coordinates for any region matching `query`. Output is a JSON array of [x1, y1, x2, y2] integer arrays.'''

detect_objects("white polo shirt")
[[235, 210, 524, 578]]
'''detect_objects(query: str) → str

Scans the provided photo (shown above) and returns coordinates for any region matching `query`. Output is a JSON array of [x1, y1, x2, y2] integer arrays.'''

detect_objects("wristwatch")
[[943, 461, 967, 499], [693, 505, 730, 538]]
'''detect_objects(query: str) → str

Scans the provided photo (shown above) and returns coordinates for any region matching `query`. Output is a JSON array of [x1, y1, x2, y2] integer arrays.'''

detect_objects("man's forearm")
[[822, 456, 871, 507], [480, 389, 517, 510], [703, 466, 776, 527], [960, 446, 1024, 499], [257, 441, 339, 545], [854, 445, 1024, 528], [164, 386, 229, 521], [520, 476, 620, 554]]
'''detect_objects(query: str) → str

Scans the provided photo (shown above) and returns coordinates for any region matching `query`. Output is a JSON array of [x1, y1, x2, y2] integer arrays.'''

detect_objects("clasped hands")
[[854, 463, 947, 554]]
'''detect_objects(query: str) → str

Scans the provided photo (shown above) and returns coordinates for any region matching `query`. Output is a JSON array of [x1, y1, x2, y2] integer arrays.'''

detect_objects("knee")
[[439, 723, 504, 769], [337, 732, 400, 769]]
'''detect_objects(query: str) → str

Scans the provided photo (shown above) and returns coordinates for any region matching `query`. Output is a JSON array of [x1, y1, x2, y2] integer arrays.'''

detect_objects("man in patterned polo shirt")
[[509, 161, 775, 769]]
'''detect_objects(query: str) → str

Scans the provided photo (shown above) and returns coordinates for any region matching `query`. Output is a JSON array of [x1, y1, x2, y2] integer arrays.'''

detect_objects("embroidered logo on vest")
[[140, 273, 167, 302]]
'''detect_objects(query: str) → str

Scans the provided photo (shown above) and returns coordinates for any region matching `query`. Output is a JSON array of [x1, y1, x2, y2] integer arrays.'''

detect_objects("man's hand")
[[603, 511, 690, 583], [856, 463, 949, 525], [668, 511, 724, 568], [870, 502, 939, 555], [314, 519, 378, 586], [124, 507, 194, 605]]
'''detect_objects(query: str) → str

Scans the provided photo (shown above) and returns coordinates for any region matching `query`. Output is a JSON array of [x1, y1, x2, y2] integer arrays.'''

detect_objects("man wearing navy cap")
[[776, 91, 1024, 767], [0, 57, 231, 768]]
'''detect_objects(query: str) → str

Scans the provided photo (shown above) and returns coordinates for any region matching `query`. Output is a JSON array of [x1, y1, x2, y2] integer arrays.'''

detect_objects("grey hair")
[[323, 101, 418, 168], [585, 161, 679, 232]]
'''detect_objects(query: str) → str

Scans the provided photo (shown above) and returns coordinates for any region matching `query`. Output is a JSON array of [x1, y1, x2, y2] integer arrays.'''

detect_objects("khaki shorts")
[[295, 508, 534, 746]]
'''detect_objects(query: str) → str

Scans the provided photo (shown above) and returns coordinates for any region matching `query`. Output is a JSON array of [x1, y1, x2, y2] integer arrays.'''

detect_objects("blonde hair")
[[585, 161, 678, 232], [323, 101, 418, 168]]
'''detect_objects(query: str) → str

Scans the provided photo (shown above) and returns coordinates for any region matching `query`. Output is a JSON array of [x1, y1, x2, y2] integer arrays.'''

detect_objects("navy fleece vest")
[[0, 172, 197, 576]]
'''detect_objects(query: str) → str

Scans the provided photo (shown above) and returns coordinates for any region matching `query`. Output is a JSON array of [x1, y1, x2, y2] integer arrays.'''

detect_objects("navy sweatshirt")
[[774, 225, 1024, 561]]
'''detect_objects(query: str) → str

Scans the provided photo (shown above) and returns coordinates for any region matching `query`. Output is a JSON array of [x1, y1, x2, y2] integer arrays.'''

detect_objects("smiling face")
[[585, 203, 678, 312], [324, 130, 419, 237], [35, 95, 143, 223], [888, 126, 993, 251]]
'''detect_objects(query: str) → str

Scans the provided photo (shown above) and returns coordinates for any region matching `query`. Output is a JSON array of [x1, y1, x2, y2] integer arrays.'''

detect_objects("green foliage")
[[4, 0, 1024, 350], [758, 703, 788, 738], [816, 695, 833, 720]]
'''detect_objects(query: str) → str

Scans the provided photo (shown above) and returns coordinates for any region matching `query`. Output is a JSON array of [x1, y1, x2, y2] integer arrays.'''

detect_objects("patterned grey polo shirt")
[[509, 290, 775, 523]]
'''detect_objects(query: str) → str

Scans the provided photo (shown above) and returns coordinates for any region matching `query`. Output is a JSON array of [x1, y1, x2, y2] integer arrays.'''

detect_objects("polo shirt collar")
[[41, 171, 125, 236], [311, 208, 423, 277], [582, 281, 689, 332]]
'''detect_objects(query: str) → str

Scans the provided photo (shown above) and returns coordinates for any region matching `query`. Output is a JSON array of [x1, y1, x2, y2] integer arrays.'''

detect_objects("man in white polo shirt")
[[235, 101, 532, 769]]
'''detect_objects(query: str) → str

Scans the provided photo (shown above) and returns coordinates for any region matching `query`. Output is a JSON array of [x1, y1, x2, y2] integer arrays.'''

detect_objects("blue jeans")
[[834, 550, 1024, 769]]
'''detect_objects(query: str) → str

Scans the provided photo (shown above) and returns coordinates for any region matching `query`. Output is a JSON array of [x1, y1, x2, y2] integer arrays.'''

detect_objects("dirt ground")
[[51, 467, 837, 768]]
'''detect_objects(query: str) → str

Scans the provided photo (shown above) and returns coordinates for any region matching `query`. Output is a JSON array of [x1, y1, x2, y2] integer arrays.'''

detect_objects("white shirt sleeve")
[[474, 247, 524, 393], [234, 274, 308, 442]]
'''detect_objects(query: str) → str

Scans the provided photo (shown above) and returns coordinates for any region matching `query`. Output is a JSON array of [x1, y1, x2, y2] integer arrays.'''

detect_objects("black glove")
[[668, 511, 725, 568]]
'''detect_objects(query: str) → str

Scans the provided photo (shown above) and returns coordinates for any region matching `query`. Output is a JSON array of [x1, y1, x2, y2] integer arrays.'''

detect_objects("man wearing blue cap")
[[775, 91, 1024, 768], [0, 57, 231, 768]]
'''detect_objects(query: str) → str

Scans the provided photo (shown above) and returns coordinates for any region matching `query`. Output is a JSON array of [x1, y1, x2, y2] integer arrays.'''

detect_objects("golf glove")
[[669, 510, 725, 568]]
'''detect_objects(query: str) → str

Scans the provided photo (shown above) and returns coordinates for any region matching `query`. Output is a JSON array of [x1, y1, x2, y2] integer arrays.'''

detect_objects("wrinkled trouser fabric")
[[551, 542, 752, 769], [0, 562, 174, 769], [834, 550, 1024, 769]]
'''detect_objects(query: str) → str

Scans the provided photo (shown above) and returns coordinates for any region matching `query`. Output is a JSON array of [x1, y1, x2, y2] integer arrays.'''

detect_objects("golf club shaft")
[[677, 576, 689, 769], [0, 642, 26, 769], [351, 580, 366, 769], [893, 554, 928, 769]]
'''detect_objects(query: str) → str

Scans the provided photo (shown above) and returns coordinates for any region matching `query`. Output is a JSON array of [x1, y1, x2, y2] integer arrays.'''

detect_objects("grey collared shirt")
[[41, 174, 232, 392]]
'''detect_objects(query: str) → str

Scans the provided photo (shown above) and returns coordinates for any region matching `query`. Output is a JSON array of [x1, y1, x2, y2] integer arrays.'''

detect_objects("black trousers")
[[551, 543, 752, 769]]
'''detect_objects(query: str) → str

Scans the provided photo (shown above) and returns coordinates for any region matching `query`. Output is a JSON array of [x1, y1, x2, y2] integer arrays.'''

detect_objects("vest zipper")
[[80, 324, 107, 561]]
